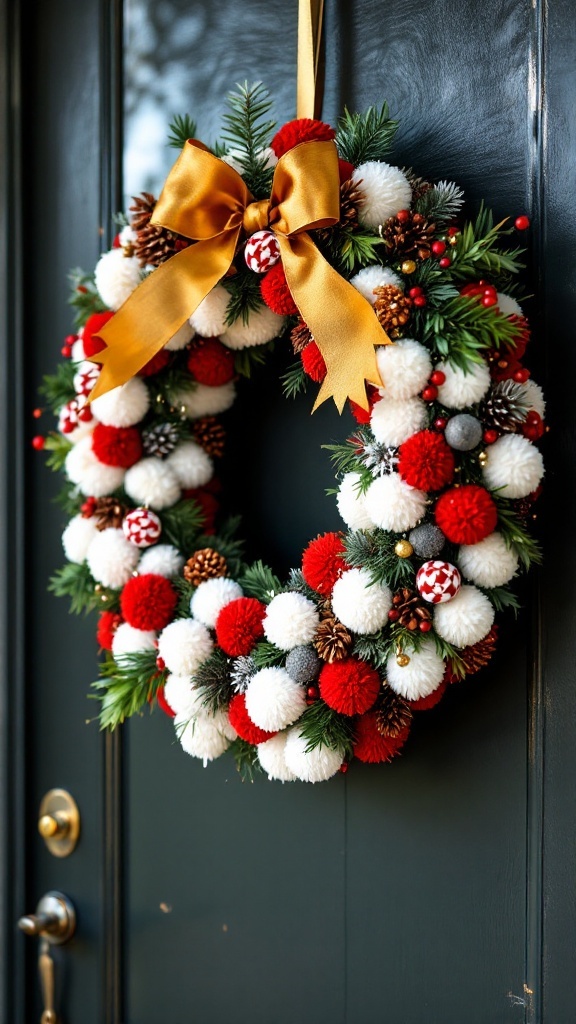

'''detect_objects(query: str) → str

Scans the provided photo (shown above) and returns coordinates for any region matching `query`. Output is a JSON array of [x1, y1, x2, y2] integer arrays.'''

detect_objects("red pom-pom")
[[271, 118, 336, 158], [301, 341, 326, 382], [435, 484, 498, 545], [183, 487, 219, 534], [339, 159, 354, 182], [83, 311, 114, 357], [156, 686, 176, 718], [349, 387, 381, 424], [228, 693, 277, 745], [302, 532, 346, 595], [398, 430, 455, 491], [215, 597, 266, 657], [353, 713, 410, 763], [409, 679, 448, 709], [138, 350, 170, 377], [96, 610, 122, 651], [260, 262, 299, 315], [187, 337, 236, 386], [92, 423, 143, 468], [319, 657, 380, 716], [120, 574, 178, 632]]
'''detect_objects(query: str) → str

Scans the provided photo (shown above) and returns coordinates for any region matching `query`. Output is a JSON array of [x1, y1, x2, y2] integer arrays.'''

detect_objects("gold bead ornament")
[[394, 539, 414, 559], [401, 259, 417, 274]]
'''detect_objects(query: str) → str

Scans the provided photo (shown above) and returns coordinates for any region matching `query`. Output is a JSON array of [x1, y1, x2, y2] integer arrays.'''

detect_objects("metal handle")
[[39, 940, 57, 1024], [18, 893, 76, 1024]]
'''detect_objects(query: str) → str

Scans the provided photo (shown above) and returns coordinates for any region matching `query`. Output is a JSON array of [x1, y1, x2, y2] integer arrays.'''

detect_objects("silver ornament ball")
[[285, 645, 321, 684], [444, 413, 483, 451], [408, 523, 446, 559]]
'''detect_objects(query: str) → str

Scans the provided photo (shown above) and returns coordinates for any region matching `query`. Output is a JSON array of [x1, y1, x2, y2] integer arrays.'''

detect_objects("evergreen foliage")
[[222, 267, 263, 327], [298, 699, 355, 759], [336, 103, 399, 164], [414, 180, 464, 223], [39, 362, 76, 415], [451, 206, 525, 283], [343, 529, 416, 589], [221, 82, 276, 197], [229, 736, 263, 781], [68, 268, 106, 327], [494, 497, 543, 569], [49, 561, 118, 616], [193, 648, 232, 713], [251, 641, 286, 669], [159, 499, 206, 555], [43, 433, 73, 472], [281, 360, 308, 399], [92, 650, 165, 729], [239, 560, 283, 602], [167, 113, 197, 149]]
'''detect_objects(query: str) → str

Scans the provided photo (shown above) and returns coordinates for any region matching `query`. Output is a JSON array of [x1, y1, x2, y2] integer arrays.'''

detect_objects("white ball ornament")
[[336, 472, 376, 531], [331, 568, 392, 634], [386, 639, 446, 701], [65, 436, 125, 496], [112, 623, 157, 657], [481, 433, 544, 498], [173, 381, 236, 419], [94, 247, 141, 310], [157, 618, 213, 676], [138, 544, 185, 579], [221, 305, 285, 349], [122, 507, 162, 548], [370, 395, 427, 447], [284, 726, 344, 783], [244, 230, 281, 273], [177, 709, 235, 764], [496, 292, 523, 317], [124, 458, 181, 510], [435, 360, 491, 409], [257, 732, 298, 782], [189, 284, 229, 336], [165, 321, 194, 352], [364, 474, 427, 532], [90, 377, 150, 428], [416, 561, 462, 604], [62, 514, 99, 563], [263, 592, 320, 650], [245, 667, 307, 732], [86, 528, 140, 589], [375, 339, 432, 399], [165, 440, 213, 489], [190, 578, 244, 629], [352, 161, 412, 229], [458, 532, 519, 588], [433, 585, 495, 648], [349, 264, 402, 304]]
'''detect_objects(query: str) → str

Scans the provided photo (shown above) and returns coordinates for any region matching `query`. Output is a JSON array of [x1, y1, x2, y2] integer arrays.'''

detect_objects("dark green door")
[[2, 0, 576, 1021]]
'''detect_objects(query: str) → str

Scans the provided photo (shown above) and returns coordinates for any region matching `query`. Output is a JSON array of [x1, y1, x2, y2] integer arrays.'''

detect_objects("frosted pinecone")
[[142, 421, 180, 457]]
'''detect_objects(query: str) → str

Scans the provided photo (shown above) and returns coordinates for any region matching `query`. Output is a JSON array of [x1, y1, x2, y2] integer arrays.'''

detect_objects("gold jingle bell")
[[396, 652, 411, 667], [401, 259, 417, 274], [394, 539, 414, 558]]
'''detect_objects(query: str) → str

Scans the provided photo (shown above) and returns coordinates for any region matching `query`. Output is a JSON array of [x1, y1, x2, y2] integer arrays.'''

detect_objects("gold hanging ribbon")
[[89, 137, 388, 411], [297, 0, 325, 119]]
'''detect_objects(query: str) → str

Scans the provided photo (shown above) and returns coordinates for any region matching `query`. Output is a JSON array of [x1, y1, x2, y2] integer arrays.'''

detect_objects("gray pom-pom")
[[444, 414, 483, 451], [409, 523, 446, 559], [285, 645, 321, 684]]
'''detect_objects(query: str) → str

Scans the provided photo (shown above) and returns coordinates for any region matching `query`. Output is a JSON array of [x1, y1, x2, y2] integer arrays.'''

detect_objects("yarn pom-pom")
[[228, 692, 277, 745], [177, 709, 235, 764], [375, 339, 432, 400], [174, 381, 236, 419], [271, 118, 335, 158], [215, 597, 266, 656], [336, 472, 376, 531], [120, 573, 177, 632], [65, 435, 126, 497], [157, 618, 213, 676], [353, 713, 410, 763], [350, 265, 402, 304], [301, 342, 326, 382], [163, 675, 204, 719], [62, 513, 99, 563], [94, 247, 141, 310], [433, 585, 495, 648], [187, 338, 235, 386], [137, 350, 171, 377], [301, 532, 346, 595], [260, 262, 299, 316], [263, 592, 320, 651], [435, 484, 497, 545], [138, 544, 185, 579], [284, 726, 344, 783], [90, 377, 150, 428], [331, 568, 392, 634], [398, 430, 455, 491], [111, 623, 158, 657], [352, 161, 412, 229], [365, 473, 427, 533], [245, 667, 307, 731], [91, 423, 143, 469], [221, 305, 285, 350], [409, 679, 448, 710], [319, 657, 381, 715], [370, 395, 427, 447], [189, 284, 229, 337], [165, 321, 194, 352], [481, 433, 544, 499], [86, 527, 140, 589], [165, 441, 213, 490], [458, 532, 519, 588], [124, 458, 181, 510], [82, 310, 113, 357], [257, 732, 298, 782], [96, 610, 122, 651], [386, 639, 446, 700], [190, 577, 243, 628], [435, 360, 491, 409]]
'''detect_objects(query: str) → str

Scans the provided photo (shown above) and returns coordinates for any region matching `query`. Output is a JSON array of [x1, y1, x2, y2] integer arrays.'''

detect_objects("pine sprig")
[[298, 700, 355, 759], [54, 483, 84, 518], [167, 113, 197, 149], [336, 103, 399, 164], [233, 343, 275, 379], [220, 82, 276, 197], [479, 585, 521, 615], [494, 497, 543, 569], [451, 205, 525, 283], [173, 575, 196, 618], [222, 268, 265, 327], [281, 360, 308, 399], [343, 529, 415, 589], [323, 430, 373, 484], [68, 268, 106, 328], [422, 293, 522, 369], [433, 635, 467, 680], [92, 650, 165, 730], [251, 641, 286, 669], [39, 362, 76, 414], [287, 568, 321, 604], [414, 180, 464, 223], [193, 648, 232, 714], [353, 626, 424, 670], [239, 560, 283, 602], [334, 230, 382, 274], [49, 562, 118, 616], [159, 499, 205, 555], [228, 737, 263, 782], [43, 433, 73, 472]]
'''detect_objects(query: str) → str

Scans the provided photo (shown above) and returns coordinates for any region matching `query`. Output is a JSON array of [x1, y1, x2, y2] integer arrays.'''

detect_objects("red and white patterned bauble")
[[74, 363, 100, 397], [122, 507, 162, 548], [58, 397, 93, 434], [244, 230, 281, 274], [416, 560, 462, 604]]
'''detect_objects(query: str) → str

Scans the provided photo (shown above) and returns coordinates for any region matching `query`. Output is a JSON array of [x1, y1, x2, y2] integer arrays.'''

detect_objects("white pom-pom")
[[352, 161, 412, 229], [496, 292, 523, 317], [91, 377, 150, 428], [284, 726, 343, 783], [164, 441, 213, 489], [138, 544, 185, 579], [158, 619, 213, 676], [365, 473, 426, 532], [349, 265, 402, 304], [221, 305, 285, 349], [376, 339, 432, 399], [263, 593, 320, 651], [112, 623, 157, 657], [458, 532, 519, 588], [177, 709, 235, 764], [331, 568, 392, 634], [190, 578, 243, 628], [245, 667, 307, 732], [165, 321, 195, 352], [386, 639, 446, 700], [62, 514, 99, 563], [435, 360, 491, 409], [482, 433, 544, 499], [336, 473, 376, 531], [433, 585, 495, 647], [94, 248, 141, 310], [119, 225, 136, 247], [370, 395, 427, 446], [519, 380, 546, 419], [163, 675, 203, 718], [173, 381, 236, 419], [257, 732, 297, 782], [86, 528, 140, 589], [124, 458, 181, 510], [71, 338, 85, 363], [65, 436, 125, 497], [189, 285, 229, 336]]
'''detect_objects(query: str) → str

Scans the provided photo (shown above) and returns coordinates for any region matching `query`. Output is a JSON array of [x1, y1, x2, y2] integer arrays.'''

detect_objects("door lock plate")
[[38, 790, 80, 858]]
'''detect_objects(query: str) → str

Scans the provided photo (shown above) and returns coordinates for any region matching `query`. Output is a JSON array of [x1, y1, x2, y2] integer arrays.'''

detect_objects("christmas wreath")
[[36, 82, 545, 784]]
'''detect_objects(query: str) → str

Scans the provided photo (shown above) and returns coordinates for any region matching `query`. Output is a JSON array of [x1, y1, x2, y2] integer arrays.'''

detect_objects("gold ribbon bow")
[[89, 138, 389, 411]]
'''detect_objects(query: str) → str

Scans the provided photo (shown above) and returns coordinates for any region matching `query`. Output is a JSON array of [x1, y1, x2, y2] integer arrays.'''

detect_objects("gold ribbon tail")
[[297, 0, 325, 119]]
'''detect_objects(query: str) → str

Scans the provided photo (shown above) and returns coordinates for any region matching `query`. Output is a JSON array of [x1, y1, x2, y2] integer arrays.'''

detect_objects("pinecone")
[[142, 421, 180, 457], [290, 319, 313, 355], [192, 416, 226, 458], [130, 192, 190, 268], [379, 210, 437, 260], [93, 496, 127, 531], [183, 548, 228, 586], [313, 614, 352, 663], [373, 284, 413, 337], [480, 380, 531, 431], [339, 177, 364, 230], [390, 587, 432, 631], [402, 168, 433, 204], [376, 685, 413, 738], [459, 625, 499, 675]]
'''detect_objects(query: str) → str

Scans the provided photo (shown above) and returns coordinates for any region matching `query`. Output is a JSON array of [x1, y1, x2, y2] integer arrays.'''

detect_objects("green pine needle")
[[336, 103, 399, 164], [159, 499, 206, 556], [239, 560, 283, 602], [233, 343, 275, 379], [167, 113, 197, 149], [494, 497, 543, 570], [229, 737, 263, 782], [343, 529, 415, 589], [49, 561, 118, 616], [281, 360, 308, 399], [223, 269, 265, 327], [220, 82, 276, 197], [451, 205, 525, 283], [92, 650, 165, 730], [193, 649, 232, 714], [251, 641, 286, 669], [39, 362, 77, 415], [298, 700, 356, 759], [414, 180, 465, 223], [480, 585, 521, 615], [67, 268, 107, 328]]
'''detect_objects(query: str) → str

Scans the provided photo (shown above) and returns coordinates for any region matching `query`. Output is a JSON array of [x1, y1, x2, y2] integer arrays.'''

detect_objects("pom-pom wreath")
[[120, 573, 177, 632], [350, 265, 402, 304], [189, 284, 229, 337], [190, 577, 243, 628], [285, 646, 321, 684], [215, 597, 266, 656], [263, 592, 320, 651], [177, 709, 235, 765], [91, 423, 142, 468], [187, 338, 235, 386], [336, 473, 376, 530], [435, 359, 491, 409], [86, 528, 140, 589], [65, 435, 126, 497], [173, 381, 236, 418], [365, 473, 426, 532], [409, 680, 448, 710], [301, 342, 326, 382], [165, 321, 194, 352], [91, 377, 150, 428], [386, 639, 446, 700], [94, 247, 141, 310], [112, 623, 158, 657], [245, 667, 307, 732], [481, 433, 544, 499], [353, 713, 410, 763], [284, 726, 344, 783], [165, 441, 213, 489], [408, 523, 445, 559], [228, 693, 277, 745], [398, 430, 455, 491], [62, 513, 99, 563], [435, 484, 497, 545], [158, 618, 213, 676], [319, 657, 380, 715], [96, 610, 122, 651], [270, 117, 335, 158], [221, 304, 285, 349], [260, 262, 299, 316], [331, 568, 392, 634], [352, 161, 412, 229], [444, 414, 483, 451], [370, 395, 427, 447], [82, 311, 113, 357], [375, 339, 432, 399], [124, 458, 181, 510], [122, 507, 162, 548], [433, 585, 495, 648], [415, 560, 462, 604], [163, 676, 205, 719], [458, 532, 519, 588], [138, 544, 184, 578], [257, 733, 298, 783], [301, 532, 346, 595]]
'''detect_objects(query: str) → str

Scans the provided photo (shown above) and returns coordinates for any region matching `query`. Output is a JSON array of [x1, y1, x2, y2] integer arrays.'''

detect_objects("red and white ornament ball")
[[244, 230, 281, 274], [122, 507, 162, 548], [416, 560, 462, 604]]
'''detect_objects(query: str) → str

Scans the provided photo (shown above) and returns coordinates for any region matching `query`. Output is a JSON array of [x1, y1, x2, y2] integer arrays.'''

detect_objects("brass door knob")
[[17, 891, 76, 945], [37, 790, 80, 857]]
